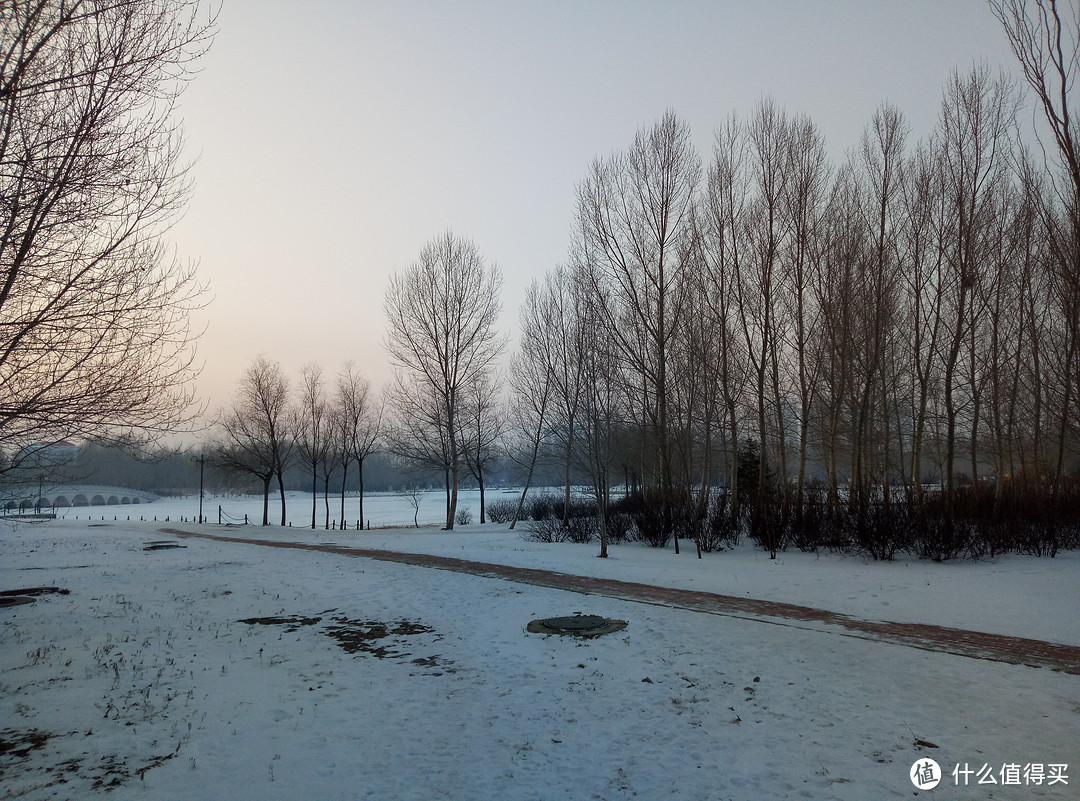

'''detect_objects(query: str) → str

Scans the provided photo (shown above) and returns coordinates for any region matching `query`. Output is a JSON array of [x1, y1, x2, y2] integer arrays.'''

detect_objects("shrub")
[[455, 507, 473, 526], [698, 492, 739, 552], [669, 496, 705, 549], [562, 515, 597, 544], [608, 489, 647, 518], [607, 489, 726, 550], [788, 483, 830, 553], [627, 498, 671, 548], [605, 511, 634, 544], [524, 492, 560, 521], [849, 502, 911, 561], [745, 485, 790, 557], [911, 491, 975, 561], [524, 514, 596, 544], [524, 517, 561, 543], [486, 498, 517, 524]]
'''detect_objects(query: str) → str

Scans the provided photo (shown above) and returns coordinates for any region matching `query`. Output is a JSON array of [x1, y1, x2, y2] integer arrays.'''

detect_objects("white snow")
[[2, 494, 1078, 800]]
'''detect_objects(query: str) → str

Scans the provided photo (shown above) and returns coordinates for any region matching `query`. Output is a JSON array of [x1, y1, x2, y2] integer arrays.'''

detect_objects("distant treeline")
[[14, 442, 547, 497]]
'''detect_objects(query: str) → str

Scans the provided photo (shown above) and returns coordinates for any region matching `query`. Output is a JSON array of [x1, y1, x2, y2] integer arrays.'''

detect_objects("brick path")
[[163, 528, 1080, 676]]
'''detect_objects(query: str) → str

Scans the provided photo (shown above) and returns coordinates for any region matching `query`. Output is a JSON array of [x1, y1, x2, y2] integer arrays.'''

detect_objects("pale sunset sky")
[[167, 0, 1023, 414]]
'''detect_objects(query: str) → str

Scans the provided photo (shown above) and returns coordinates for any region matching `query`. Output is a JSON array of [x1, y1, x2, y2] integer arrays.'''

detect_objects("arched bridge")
[[2, 484, 160, 512]]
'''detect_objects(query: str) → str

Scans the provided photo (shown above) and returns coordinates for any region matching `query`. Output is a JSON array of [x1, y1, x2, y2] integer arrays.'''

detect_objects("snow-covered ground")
[[2, 495, 1077, 800]]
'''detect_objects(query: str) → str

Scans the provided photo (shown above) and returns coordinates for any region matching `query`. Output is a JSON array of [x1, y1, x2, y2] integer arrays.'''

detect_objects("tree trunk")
[[323, 473, 331, 530], [358, 458, 366, 530], [563, 423, 574, 524], [728, 417, 740, 522], [511, 474, 534, 530], [277, 470, 287, 526], [943, 281, 969, 497], [597, 482, 609, 559], [444, 468, 451, 526], [339, 460, 349, 529], [511, 418, 546, 530], [478, 463, 486, 524], [448, 460, 459, 530], [261, 476, 271, 526]]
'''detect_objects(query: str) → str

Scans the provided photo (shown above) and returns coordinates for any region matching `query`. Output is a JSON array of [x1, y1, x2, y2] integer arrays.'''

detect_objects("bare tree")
[[505, 343, 553, 530], [335, 362, 381, 529], [383, 231, 503, 530], [703, 116, 753, 520], [1010, 157, 1058, 482], [458, 370, 504, 524], [815, 165, 864, 511], [980, 174, 1033, 499], [730, 99, 791, 556], [404, 487, 423, 528], [990, 0, 1080, 488], [385, 371, 453, 516], [293, 363, 333, 529], [851, 103, 907, 507], [780, 111, 831, 515], [576, 110, 700, 552], [937, 65, 1019, 495], [0, 1, 214, 463], [213, 357, 292, 526], [571, 259, 625, 558], [518, 264, 589, 522], [673, 238, 724, 521], [898, 138, 949, 503]]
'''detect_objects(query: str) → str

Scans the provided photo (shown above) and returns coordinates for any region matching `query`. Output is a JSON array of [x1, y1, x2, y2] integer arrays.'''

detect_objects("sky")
[[168, 0, 1024, 415]]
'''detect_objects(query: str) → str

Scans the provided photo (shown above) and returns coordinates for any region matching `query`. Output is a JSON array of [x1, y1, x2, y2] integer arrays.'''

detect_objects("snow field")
[[1, 518, 1077, 800], [50, 489, 1080, 647]]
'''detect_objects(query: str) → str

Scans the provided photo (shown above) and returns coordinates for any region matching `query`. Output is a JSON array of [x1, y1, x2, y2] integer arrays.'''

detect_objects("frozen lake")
[[48, 487, 537, 529]]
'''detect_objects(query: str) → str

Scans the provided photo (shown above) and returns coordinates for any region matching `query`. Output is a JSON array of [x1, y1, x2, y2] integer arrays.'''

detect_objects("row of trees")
[[501, 4, 1079, 558], [212, 358, 381, 527], [211, 347, 516, 530]]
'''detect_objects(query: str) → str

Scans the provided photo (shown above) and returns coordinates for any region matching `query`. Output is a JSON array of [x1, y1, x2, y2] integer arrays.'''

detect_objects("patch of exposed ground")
[[238, 614, 323, 631], [239, 613, 455, 673], [0, 587, 69, 608]]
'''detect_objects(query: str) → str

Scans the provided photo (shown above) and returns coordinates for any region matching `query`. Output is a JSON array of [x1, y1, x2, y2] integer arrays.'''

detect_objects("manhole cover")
[[527, 614, 627, 637]]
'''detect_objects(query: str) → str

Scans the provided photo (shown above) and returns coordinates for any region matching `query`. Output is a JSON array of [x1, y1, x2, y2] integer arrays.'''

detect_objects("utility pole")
[[190, 454, 206, 523]]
